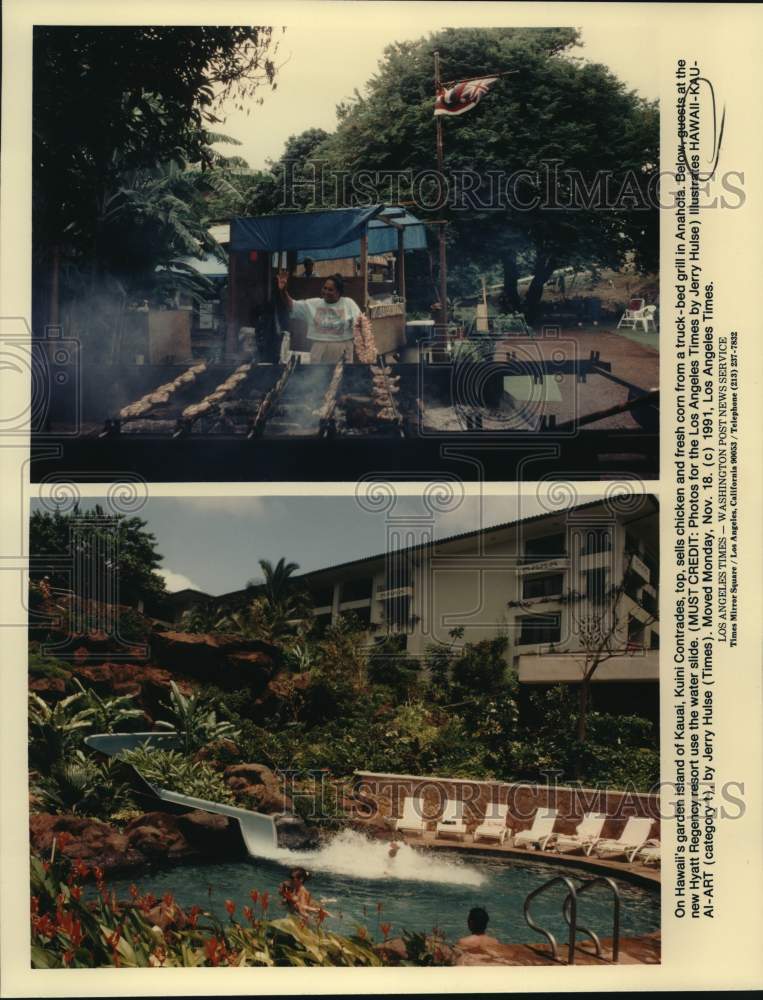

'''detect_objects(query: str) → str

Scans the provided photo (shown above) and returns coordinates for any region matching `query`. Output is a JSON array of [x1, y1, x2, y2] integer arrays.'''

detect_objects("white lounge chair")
[[636, 839, 661, 867], [473, 803, 510, 845], [548, 813, 607, 855], [617, 298, 657, 334], [513, 808, 558, 850], [435, 798, 468, 841], [592, 816, 654, 862], [394, 796, 428, 836]]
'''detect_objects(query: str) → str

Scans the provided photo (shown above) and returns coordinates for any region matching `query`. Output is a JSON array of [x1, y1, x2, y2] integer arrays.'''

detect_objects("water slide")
[[84, 732, 278, 854]]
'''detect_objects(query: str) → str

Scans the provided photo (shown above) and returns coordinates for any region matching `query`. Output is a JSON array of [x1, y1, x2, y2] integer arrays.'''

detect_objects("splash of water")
[[260, 829, 486, 887]]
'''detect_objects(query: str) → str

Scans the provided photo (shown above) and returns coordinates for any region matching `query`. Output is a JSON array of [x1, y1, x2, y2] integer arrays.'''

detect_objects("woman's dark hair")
[[324, 273, 344, 295], [290, 867, 310, 882], [467, 907, 489, 933]]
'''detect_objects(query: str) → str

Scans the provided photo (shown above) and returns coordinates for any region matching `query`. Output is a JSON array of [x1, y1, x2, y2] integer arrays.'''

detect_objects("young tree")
[[510, 550, 658, 758]]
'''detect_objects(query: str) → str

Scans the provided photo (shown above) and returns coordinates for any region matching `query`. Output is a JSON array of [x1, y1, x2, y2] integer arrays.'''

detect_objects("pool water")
[[103, 830, 660, 944]]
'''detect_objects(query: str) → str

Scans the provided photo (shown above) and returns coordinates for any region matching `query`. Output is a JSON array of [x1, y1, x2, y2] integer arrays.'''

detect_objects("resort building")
[[165, 497, 659, 720]]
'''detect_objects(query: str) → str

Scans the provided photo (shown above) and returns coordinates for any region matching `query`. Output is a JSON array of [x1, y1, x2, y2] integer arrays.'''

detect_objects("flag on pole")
[[434, 76, 499, 117]]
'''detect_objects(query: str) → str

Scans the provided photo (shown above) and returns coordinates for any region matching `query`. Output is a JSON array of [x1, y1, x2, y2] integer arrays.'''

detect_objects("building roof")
[[165, 496, 658, 606]]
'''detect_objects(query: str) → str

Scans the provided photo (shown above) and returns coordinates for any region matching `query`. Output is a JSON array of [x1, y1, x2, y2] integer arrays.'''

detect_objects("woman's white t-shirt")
[[290, 297, 361, 343]]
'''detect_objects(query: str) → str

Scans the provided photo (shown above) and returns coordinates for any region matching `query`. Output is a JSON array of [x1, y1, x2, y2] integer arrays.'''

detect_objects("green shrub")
[[120, 746, 236, 804]]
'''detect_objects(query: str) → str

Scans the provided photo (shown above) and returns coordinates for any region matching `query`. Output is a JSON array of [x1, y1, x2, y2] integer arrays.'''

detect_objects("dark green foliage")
[[29, 504, 166, 608]]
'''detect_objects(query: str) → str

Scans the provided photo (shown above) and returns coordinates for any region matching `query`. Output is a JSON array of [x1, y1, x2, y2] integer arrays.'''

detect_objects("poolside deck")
[[396, 829, 661, 887]]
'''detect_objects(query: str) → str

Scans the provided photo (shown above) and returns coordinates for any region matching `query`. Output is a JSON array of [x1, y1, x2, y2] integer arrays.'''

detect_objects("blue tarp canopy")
[[229, 206, 427, 260]]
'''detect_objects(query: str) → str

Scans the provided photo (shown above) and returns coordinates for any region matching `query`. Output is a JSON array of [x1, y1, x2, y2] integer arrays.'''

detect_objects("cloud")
[[160, 568, 203, 593]]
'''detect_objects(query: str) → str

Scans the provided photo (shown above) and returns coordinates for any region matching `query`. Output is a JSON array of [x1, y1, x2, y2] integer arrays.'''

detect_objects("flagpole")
[[434, 50, 448, 331]]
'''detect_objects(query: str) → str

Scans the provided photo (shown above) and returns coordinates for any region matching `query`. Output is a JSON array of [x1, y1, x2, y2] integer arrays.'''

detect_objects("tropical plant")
[[155, 681, 240, 756], [180, 602, 228, 634], [30, 853, 401, 968], [31, 752, 138, 819], [70, 678, 145, 734], [28, 691, 96, 773], [120, 746, 235, 804]]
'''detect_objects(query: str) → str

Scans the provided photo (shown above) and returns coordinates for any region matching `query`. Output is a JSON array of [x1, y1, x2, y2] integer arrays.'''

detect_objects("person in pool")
[[276, 270, 360, 364], [456, 907, 502, 954], [278, 867, 332, 920]]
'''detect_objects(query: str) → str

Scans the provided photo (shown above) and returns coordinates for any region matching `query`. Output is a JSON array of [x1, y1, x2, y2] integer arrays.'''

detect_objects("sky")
[[217, 18, 660, 171], [30, 492, 598, 596]]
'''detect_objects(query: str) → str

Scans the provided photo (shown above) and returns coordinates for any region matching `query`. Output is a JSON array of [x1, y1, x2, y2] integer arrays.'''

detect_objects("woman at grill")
[[276, 270, 360, 364]]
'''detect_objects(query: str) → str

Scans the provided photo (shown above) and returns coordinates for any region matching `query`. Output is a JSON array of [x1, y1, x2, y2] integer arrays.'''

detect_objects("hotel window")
[[584, 567, 608, 602], [341, 578, 373, 602], [627, 615, 646, 646], [523, 532, 566, 564], [522, 572, 564, 600], [311, 586, 334, 609], [580, 527, 612, 556], [517, 612, 561, 645], [383, 594, 412, 631]]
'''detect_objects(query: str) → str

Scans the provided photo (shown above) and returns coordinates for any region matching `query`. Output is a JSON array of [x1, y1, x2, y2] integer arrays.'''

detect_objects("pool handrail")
[[561, 876, 621, 963], [523, 874, 579, 963]]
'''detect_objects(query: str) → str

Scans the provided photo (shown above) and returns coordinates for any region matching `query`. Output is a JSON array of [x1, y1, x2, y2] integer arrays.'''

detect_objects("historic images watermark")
[[276, 159, 745, 213]]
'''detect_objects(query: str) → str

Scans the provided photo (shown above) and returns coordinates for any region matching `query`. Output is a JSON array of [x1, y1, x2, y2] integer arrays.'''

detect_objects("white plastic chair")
[[592, 816, 654, 862], [513, 808, 558, 850], [636, 839, 661, 867], [617, 299, 657, 334], [473, 802, 510, 845], [394, 796, 428, 836], [435, 798, 468, 841], [547, 813, 607, 855]]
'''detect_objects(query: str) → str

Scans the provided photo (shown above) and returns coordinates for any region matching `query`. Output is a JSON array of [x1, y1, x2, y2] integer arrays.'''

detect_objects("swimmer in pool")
[[279, 867, 332, 920], [456, 907, 502, 954]]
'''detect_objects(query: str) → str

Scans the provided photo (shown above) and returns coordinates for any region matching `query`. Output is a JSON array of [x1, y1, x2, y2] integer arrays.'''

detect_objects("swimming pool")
[[103, 830, 660, 944]]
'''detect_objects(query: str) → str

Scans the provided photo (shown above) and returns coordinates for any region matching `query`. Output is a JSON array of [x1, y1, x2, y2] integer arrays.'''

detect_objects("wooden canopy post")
[[226, 250, 239, 357], [397, 227, 406, 302], [360, 232, 369, 310]]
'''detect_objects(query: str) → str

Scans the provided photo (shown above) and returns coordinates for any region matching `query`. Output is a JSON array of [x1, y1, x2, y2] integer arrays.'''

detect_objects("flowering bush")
[[30, 851, 392, 968]]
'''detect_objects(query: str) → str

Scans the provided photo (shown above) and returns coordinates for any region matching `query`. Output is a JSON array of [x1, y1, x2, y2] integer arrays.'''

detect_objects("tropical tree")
[[308, 27, 657, 318], [29, 504, 167, 608], [32, 25, 282, 335]]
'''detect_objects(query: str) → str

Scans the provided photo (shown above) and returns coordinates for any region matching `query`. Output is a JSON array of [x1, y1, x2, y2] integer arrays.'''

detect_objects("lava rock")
[[274, 813, 320, 851], [29, 813, 145, 874]]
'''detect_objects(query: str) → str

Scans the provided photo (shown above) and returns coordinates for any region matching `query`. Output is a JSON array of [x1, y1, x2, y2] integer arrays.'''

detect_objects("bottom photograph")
[[27, 490, 660, 968]]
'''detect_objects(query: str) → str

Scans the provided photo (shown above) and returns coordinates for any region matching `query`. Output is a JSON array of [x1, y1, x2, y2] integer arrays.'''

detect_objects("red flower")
[[56, 832, 72, 850], [380, 922, 391, 939], [162, 892, 174, 908], [243, 905, 254, 925], [224, 899, 236, 918], [74, 860, 90, 879], [63, 949, 75, 966], [204, 936, 225, 966], [188, 904, 201, 930], [317, 907, 328, 926], [32, 913, 56, 940], [261, 891, 269, 913], [70, 885, 81, 902], [30, 896, 39, 916], [249, 889, 259, 905], [106, 925, 122, 950]]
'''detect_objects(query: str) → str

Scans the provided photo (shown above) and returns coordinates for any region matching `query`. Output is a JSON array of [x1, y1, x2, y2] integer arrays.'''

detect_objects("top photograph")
[[30, 22, 659, 483]]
